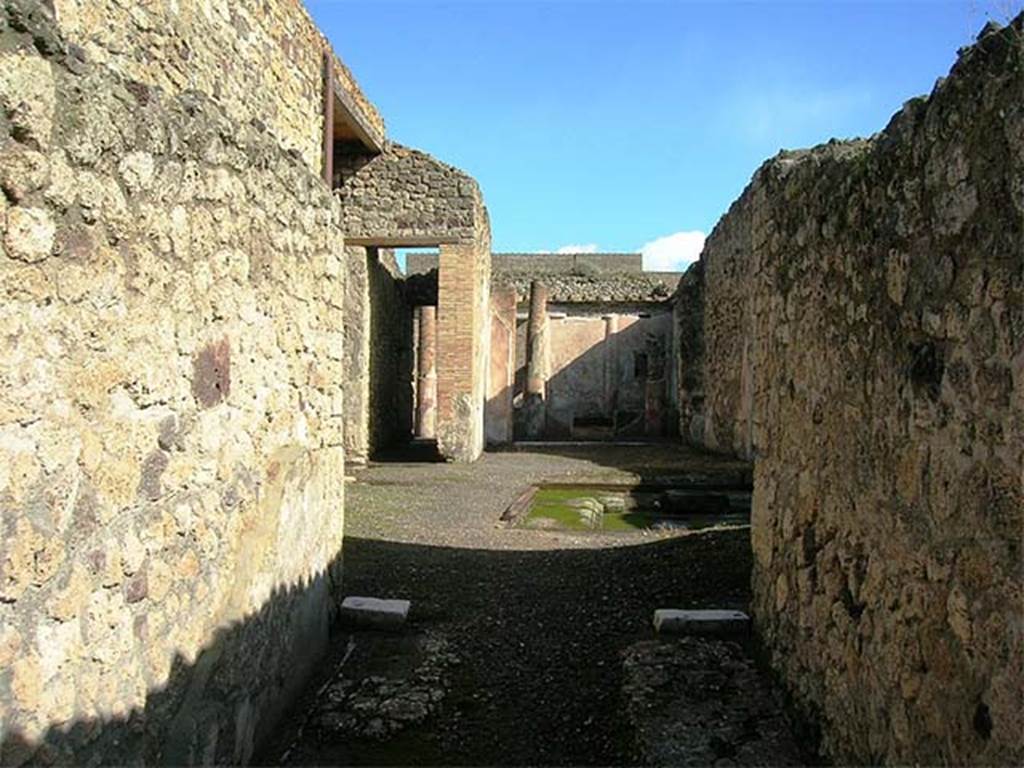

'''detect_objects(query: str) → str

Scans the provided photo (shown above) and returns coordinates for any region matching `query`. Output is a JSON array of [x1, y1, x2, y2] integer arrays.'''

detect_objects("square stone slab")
[[653, 609, 750, 637], [340, 596, 411, 630]]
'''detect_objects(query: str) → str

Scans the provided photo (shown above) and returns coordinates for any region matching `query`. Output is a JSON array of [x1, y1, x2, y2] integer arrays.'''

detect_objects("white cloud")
[[555, 243, 599, 254], [640, 230, 706, 272]]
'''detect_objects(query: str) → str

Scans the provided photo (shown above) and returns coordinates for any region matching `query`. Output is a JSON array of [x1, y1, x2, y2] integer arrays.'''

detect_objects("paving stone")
[[653, 609, 750, 637], [341, 597, 411, 630]]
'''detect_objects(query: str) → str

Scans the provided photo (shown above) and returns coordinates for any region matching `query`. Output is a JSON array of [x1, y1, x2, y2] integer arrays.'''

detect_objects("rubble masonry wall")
[[0, 3, 347, 763], [674, 21, 1023, 764]]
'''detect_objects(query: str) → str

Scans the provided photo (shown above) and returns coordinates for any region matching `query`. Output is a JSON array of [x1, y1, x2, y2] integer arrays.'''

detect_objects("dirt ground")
[[260, 443, 811, 766]]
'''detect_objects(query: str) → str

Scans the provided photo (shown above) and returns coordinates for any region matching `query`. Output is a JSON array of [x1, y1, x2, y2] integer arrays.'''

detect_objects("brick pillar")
[[485, 286, 517, 446], [415, 305, 437, 439], [522, 280, 548, 439], [436, 233, 490, 462]]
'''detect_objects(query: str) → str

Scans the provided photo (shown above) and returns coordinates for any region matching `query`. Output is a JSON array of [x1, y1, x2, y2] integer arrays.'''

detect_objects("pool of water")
[[516, 484, 751, 533]]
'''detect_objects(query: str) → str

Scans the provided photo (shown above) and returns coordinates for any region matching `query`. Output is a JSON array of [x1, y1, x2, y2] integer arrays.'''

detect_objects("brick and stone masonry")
[[405, 253, 682, 444], [335, 142, 493, 462], [0, 0, 492, 763], [672, 18, 1023, 765], [0, 1, 349, 762]]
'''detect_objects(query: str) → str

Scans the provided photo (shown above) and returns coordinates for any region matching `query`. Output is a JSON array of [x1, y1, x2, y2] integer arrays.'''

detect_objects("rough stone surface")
[[622, 638, 806, 766], [342, 247, 413, 464], [51, 0, 383, 168], [334, 142, 486, 247], [499, 272, 678, 304], [0, 5, 346, 764], [368, 250, 414, 456], [406, 251, 681, 303], [408, 251, 645, 276], [673, 19, 1023, 765]]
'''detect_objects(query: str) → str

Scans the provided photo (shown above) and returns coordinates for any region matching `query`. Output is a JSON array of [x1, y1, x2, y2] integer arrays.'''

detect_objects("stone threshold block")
[[340, 596, 411, 631], [653, 609, 750, 637]]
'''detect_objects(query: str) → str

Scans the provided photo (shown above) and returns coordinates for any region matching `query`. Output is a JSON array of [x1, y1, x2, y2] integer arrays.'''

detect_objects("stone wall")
[[672, 263, 705, 447], [514, 307, 675, 440], [485, 286, 517, 446], [368, 249, 414, 456], [407, 251, 644, 276], [51, 0, 383, 171], [342, 246, 371, 464], [681, 189, 758, 459], [334, 142, 482, 246], [0, 4, 347, 764], [341, 246, 414, 464], [674, 19, 1023, 764]]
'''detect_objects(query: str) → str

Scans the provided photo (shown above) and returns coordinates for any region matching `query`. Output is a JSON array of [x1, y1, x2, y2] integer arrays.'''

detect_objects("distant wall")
[[0, 4, 346, 764], [485, 287, 516, 446], [674, 20, 1023, 764], [408, 251, 643, 276], [514, 307, 675, 440], [368, 250, 413, 455]]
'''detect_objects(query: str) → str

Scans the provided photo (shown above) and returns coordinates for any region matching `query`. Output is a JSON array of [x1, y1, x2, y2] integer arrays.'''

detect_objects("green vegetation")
[[521, 485, 748, 533]]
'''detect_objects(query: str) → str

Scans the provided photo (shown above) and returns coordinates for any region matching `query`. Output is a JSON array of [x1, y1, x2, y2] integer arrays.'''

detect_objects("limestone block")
[[340, 596, 411, 630], [0, 148, 50, 201], [4, 206, 55, 263], [653, 609, 751, 637], [118, 151, 155, 195], [0, 52, 55, 148]]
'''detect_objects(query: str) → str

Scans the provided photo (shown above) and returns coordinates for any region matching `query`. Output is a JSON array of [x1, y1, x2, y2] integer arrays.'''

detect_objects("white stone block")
[[340, 596, 410, 630], [653, 609, 750, 636]]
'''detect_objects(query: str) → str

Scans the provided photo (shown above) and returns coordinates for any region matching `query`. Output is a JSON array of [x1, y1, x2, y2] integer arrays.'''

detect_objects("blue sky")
[[309, 0, 1016, 270]]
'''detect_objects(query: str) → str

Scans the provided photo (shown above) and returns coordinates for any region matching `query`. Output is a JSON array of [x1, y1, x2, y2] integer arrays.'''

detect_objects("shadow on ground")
[[260, 528, 756, 766]]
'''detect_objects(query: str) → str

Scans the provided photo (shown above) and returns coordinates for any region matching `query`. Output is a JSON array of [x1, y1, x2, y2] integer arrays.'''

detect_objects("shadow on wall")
[[1, 553, 343, 767], [367, 249, 415, 457], [499, 307, 678, 442]]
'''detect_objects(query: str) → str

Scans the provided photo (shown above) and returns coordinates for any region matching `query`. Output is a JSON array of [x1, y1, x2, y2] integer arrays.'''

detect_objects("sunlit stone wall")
[[0, 2, 347, 762]]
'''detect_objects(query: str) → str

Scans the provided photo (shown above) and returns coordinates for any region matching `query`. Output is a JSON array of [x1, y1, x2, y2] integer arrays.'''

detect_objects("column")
[[522, 280, 549, 439], [415, 305, 437, 439], [603, 313, 619, 419]]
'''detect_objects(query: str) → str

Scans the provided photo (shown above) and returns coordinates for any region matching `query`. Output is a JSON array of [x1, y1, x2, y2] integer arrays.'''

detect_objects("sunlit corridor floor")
[[260, 444, 813, 766]]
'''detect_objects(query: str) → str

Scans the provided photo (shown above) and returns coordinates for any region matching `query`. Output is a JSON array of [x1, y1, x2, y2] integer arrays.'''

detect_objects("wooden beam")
[[321, 51, 334, 186], [331, 78, 385, 154], [345, 235, 464, 248]]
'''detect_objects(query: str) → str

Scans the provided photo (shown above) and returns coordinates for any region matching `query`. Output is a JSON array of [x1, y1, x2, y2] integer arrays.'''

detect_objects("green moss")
[[521, 485, 749, 533]]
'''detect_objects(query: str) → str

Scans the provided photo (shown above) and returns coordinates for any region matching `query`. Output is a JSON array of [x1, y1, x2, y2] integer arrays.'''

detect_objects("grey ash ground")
[[261, 445, 815, 766]]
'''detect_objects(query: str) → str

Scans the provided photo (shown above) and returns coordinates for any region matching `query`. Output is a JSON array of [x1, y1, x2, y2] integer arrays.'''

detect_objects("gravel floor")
[[260, 444, 808, 766]]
